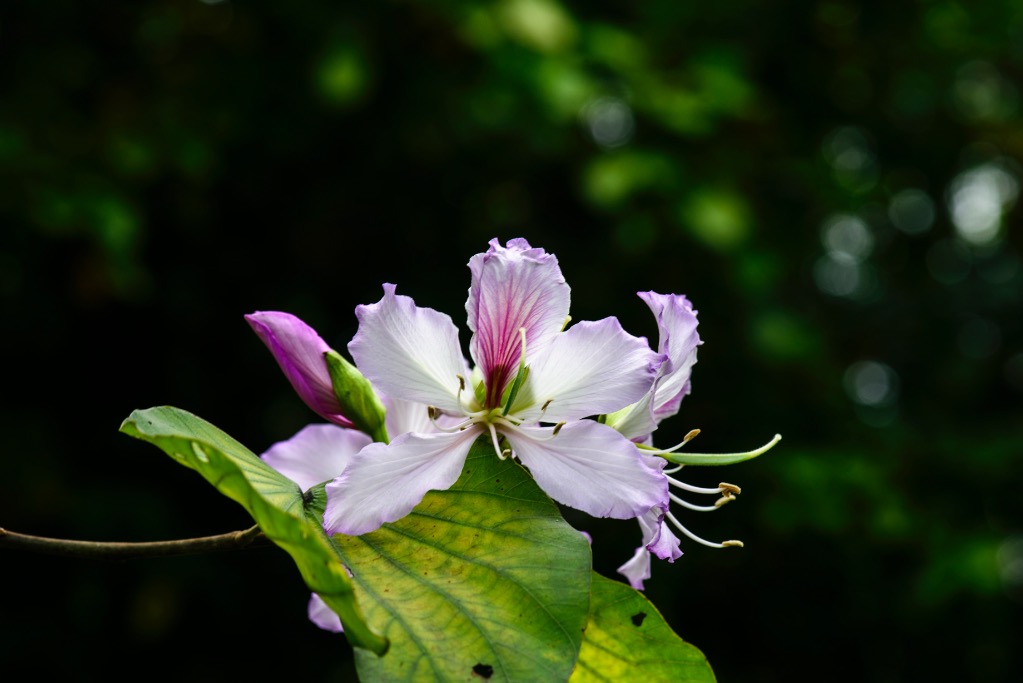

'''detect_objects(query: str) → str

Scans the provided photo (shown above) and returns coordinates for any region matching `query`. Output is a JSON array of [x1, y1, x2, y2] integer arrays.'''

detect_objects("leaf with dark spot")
[[570, 574, 716, 682], [472, 663, 494, 678]]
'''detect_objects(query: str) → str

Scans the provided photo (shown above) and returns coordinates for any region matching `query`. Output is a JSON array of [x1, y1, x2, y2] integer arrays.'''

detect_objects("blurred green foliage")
[[1, 1, 1021, 681]]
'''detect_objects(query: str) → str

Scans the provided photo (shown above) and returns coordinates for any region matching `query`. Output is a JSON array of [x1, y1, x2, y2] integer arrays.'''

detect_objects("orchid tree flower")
[[323, 238, 669, 536], [607, 292, 781, 590]]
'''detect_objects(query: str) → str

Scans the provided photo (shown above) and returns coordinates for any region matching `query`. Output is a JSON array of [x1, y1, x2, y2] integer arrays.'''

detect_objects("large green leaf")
[[328, 436, 593, 683], [120, 406, 387, 655], [570, 573, 716, 683]]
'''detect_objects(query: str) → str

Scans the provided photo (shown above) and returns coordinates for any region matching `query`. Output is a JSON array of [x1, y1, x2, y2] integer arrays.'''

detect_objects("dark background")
[[2, 1, 1021, 680]]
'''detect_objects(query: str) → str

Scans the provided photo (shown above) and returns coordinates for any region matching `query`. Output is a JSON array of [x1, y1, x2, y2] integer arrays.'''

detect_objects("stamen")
[[538, 399, 553, 421], [662, 464, 684, 474], [426, 406, 473, 433], [719, 482, 742, 496], [713, 493, 736, 508], [456, 374, 466, 404], [551, 421, 565, 437], [560, 315, 572, 332], [668, 492, 722, 513], [664, 510, 741, 549], [488, 423, 507, 460], [667, 476, 729, 496], [642, 428, 703, 456], [492, 414, 524, 428]]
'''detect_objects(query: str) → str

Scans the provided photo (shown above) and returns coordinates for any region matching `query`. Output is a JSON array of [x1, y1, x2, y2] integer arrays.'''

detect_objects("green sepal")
[[570, 573, 716, 682], [324, 350, 389, 443], [119, 406, 388, 655]]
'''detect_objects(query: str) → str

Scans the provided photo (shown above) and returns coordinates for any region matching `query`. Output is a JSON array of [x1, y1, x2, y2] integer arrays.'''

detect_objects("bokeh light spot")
[[844, 360, 899, 407], [582, 96, 634, 149], [947, 162, 1018, 246], [888, 189, 935, 235]]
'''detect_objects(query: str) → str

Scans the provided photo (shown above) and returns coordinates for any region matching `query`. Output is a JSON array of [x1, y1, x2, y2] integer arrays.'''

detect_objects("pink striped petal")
[[466, 238, 570, 408]]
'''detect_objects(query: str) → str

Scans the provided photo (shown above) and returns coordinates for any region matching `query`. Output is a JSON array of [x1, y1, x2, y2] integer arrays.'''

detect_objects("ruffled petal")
[[246, 311, 353, 427], [348, 284, 467, 413], [323, 428, 479, 536], [638, 292, 701, 422], [617, 546, 651, 591], [261, 423, 371, 492], [466, 238, 570, 407], [645, 509, 682, 561], [504, 421, 667, 520], [513, 318, 663, 422], [307, 593, 344, 633]]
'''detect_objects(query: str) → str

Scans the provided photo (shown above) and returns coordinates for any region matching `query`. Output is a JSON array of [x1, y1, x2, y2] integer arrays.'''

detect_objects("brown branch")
[[0, 524, 269, 560]]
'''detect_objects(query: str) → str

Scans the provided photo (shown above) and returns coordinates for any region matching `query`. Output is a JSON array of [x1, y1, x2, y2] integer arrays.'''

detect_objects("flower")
[[323, 238, 669, 536]]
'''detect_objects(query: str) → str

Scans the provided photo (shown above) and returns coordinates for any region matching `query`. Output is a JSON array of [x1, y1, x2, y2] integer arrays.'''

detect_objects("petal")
[[514, 318, 663, 422], [504, 421, 667, 520], [307, 593, 344, 633], [348, 284, 467, 413], [383, 395, 434, 437], [638, 292, 701, 422], [617, 546, 651, 591], [466, 238, 570, 407], [645, 510, 683, 562], [324, 428, 479, 536], [246, 311, 353, 427], [261, 423, 370, 492]]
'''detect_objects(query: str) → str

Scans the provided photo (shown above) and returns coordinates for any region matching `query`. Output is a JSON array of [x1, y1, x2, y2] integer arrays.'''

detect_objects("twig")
[[0, 524, 269, 560]]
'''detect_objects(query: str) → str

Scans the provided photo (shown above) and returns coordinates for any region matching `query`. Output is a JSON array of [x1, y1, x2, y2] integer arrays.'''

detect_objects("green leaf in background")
[[570, 573, 716, 683], [329, 435, 593, 683], [119, 406, 387, 655]]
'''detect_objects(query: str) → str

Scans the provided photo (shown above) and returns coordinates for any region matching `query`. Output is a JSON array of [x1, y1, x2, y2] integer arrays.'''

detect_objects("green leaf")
[[329, 435, 592, 683], [570, 573, 716, 683], [119, 406, 388, 655]]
